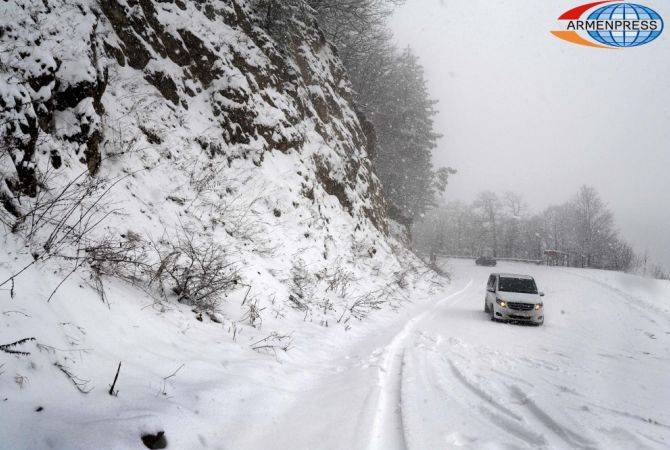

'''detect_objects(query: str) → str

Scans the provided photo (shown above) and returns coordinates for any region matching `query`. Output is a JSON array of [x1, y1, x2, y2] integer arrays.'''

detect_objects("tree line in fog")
[[412, 186, 657, 275]]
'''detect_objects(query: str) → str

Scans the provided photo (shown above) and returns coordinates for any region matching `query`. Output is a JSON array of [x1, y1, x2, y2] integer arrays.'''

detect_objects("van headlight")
[[534, 304, 542, 310], [496, 298, 507, 307]]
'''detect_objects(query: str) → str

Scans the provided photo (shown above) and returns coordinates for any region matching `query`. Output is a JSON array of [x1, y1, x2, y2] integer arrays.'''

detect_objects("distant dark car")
[[475, 256, 497, 266]]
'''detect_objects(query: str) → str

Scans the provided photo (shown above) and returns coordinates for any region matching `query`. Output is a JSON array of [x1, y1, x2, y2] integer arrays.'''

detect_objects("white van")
[[484, 273, 545, 325]]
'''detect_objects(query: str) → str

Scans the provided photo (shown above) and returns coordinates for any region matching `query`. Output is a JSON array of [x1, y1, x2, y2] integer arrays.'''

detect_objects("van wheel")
[[490, 305, 496, 321], [484, 301, 490, 313]]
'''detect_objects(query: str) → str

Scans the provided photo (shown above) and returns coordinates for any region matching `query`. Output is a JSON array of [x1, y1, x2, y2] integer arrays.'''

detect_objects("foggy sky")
[[391, 0, 670, 268]]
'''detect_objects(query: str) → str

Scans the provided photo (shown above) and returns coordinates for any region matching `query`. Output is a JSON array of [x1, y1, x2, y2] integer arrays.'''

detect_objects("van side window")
[[487, 275, 495, 289]]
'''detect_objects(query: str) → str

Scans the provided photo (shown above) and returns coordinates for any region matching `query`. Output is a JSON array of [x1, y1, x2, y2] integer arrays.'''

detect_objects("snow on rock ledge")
[[0, 0, 385, 224], [0, 3, 442, 448], [0, 0, 432, 391]]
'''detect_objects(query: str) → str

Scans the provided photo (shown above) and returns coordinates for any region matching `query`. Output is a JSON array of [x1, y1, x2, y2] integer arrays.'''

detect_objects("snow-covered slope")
[[0, 1, 437, 448], [3, 256, 669, 449], [0, 0, 415, 345], [0, 251, 443, 449], [236, 260, 670, 450]]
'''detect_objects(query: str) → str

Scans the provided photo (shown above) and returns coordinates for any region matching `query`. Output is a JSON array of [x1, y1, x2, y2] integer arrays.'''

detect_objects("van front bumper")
[[494, 304, 543, 324]]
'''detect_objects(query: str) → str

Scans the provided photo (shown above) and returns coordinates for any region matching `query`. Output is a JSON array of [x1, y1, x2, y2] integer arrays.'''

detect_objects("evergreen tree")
[[308, 2, 454, 226], [372, 48, 451, 224]]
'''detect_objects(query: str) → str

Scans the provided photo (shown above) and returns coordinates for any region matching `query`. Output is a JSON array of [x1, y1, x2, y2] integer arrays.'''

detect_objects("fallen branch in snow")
[[250, 332, 293, 355], [163, 363, 184, 381], [240, 285, 251, 306], [0, 337, 36, 356], [0, 259, 39, 290], [34, 342, 91, 365], [108, 361, 121, 396], [155, 364, 184, 399], [54, 362, 93, 394], [46, 259, 86, 303], [1, 310, 30, 318]]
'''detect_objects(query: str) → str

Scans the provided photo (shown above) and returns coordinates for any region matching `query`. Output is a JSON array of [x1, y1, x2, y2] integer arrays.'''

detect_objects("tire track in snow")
[[509, 385, 598, 449], [429, 355, 548, 447], [586, 402, 670, 430], [445, 358, 523, 421], [478, 405, 548, 447], [367, 280, 473, 450]]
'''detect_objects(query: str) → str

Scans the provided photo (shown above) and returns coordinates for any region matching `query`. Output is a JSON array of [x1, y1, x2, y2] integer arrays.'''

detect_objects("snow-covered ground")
[[2, 258, 669, 449], [247, 259, 670, 450]]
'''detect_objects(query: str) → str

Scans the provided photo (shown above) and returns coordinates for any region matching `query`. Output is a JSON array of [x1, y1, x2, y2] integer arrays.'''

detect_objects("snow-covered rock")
[[0, 0, 416, 320], [0, 2, 436, 448]]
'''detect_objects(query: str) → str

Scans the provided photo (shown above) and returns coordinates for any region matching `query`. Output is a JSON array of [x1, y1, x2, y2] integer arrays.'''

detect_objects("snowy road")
[[251, 259, 670, 449]]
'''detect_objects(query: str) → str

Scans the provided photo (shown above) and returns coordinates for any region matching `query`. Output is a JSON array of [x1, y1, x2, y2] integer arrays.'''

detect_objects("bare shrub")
[[339, 288, 390, 322], [285, 257, 404, 325], [394, 267, 410, 289], [240, 288, 264, 328], [241, 298, 264, 328], [151, 230, 239, 312], [85, 231, 151, 284], [320, 263, 357, 298], [82, 233, 152, 306], [14, 374, 29, 389], [351, 235, 377, 259], [11, 168, 124, 248], [181, 159, 277, 256], [287, 257, 314, 311], [0, 169, 135, 298], [0, 167, 239, 313]]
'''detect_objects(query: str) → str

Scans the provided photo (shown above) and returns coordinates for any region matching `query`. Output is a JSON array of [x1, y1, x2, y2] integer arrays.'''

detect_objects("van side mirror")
[[539, 291, 545, 297], [487, 287, 495, 293]]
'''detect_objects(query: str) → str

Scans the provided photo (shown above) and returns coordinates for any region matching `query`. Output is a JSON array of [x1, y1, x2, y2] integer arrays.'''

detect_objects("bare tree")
[[413, 186, 637, 272], [501, 191, 526, 257], [474, 191, 501, 257], [572, 185, 615, 267]]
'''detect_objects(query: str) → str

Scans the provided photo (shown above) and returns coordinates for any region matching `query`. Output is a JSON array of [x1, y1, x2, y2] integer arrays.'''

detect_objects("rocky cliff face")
[[0, 4, 437, 446], [1, 0, 386, 229], [0, 0, 424, 326]]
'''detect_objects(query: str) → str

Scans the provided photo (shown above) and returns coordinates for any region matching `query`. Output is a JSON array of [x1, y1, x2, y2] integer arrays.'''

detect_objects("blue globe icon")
[[588, 3, 664, 47]]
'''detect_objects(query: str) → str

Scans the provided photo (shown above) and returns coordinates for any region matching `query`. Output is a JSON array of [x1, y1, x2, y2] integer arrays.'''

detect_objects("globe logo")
[[551, 1, 664, 49], [588, 3, 664, 47]]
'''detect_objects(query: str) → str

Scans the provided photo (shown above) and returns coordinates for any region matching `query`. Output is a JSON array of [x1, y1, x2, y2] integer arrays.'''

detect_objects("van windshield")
[[498, 277, 537, 294]]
